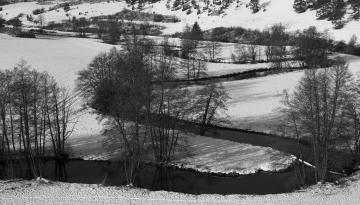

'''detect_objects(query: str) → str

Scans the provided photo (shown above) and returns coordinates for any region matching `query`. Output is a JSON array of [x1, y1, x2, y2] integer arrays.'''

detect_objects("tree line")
[[0, 61, 76, 180]]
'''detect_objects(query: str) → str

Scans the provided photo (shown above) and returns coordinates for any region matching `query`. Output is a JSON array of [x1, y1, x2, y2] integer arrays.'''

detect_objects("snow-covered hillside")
[[0, 0, 359, 41]]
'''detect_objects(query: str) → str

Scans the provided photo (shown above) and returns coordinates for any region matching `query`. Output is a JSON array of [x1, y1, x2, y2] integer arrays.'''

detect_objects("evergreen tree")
[[248, 0, 260, 13], [181, 24, 196, 58], [293, 0, 308, 13], [190, 21, 203, 41], [295, 0, 359, 28]]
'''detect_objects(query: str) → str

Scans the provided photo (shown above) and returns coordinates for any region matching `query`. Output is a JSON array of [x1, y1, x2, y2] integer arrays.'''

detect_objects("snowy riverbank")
[[1, 170, 360, 205]]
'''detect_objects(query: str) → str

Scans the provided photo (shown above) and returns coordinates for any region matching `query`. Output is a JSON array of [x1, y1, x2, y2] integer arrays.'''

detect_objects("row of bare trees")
[[77, 35, 229, 185], [0, 61, 76, 179]]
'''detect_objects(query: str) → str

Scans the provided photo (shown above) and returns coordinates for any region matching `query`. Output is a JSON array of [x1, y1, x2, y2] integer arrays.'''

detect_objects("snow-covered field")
[[222, 54, 360, 133], [2, 169, 360, 204], [1, 0, 359, 42], [0, 33, 120, 136]]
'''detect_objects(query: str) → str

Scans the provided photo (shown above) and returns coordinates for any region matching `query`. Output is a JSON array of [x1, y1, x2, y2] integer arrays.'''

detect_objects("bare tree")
[[247, 44, 259, 63], [232, 44, 250, 63], [77, 37, 153, 185], [282, 58, 352, 183], [37, 14, 46, 28], [203, 41, 222, 62], [193, 83, 230, 136], [0, 60, 76, 179]]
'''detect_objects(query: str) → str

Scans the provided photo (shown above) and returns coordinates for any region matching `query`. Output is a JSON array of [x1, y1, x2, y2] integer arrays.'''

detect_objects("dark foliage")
[[293, 0, 360, 29], [32, 8, 45, 15], [0, 0, 10, 6], [6, 17, 22, 27]]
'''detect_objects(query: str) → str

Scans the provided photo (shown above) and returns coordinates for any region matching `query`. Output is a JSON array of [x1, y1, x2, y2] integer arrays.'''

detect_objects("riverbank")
[[1, 169, 360, 205]]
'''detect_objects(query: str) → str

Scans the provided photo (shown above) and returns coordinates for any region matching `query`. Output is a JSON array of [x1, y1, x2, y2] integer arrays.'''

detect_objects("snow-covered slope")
[[1, 0, 359, 41], [141, 0, 360, 41]]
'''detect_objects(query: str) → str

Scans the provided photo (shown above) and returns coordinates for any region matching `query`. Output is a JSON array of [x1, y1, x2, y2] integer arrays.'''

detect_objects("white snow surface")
[[172, 134, 294, 175], [0, 0, 359, 41], [0, 33, 121, 136], [66, 132, 294, 175], [223, 54, 360, 133], [2, 170, 360, 204]]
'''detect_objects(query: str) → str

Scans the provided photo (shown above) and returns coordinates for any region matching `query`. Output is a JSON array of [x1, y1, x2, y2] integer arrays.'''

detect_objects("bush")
[[0, 7, 2, 11], [63, 3, 70, 12], [0, 0, 10, 6], [7, 17, 22, 27], [173, 0, 181, 8], [0, 16, 5, 28], [32, 8, 45, 15], [153, 14, 164, 22], [16, 31, 36, 38]]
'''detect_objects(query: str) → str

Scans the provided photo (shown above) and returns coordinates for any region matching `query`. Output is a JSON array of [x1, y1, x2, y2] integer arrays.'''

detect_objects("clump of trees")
[[77, 35, 229, 185], [0, 16, 5, 28], [0, 61, 76, 180], [334, 34, 360, 56], [32, 8, 45, 15], [283, 57, 360, 183], [293, 0, 360, 29], [292, 26, 333, 68]]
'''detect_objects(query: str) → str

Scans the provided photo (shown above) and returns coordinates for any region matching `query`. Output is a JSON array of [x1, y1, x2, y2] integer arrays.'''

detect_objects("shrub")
[[0, 7, 2, 11], [32, 8, 45, 15], [153, 14, 164, 22], [7, 17, 22, 27], [0, 16, 5, 28], [173, 0, 181, 8], [16, 31, 36, 38], [63, 3, 70, 12], [0, 0, 10, 6]]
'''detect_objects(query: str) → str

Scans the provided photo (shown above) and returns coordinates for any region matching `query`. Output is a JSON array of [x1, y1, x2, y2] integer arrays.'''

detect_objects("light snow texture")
[[172, 134, 294, 174], [2, 170, 360, 204], [66, 133, 294, 175]]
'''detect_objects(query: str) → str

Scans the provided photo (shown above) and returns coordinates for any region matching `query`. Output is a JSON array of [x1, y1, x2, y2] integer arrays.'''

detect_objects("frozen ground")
[[0, 0, 359, 41], [1, 169, 360, 204]]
